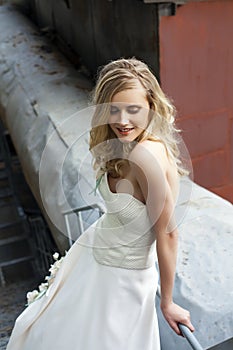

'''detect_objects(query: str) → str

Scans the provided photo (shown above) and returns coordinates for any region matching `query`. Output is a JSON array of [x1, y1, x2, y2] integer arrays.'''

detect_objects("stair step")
[[0, 204, 26, 221], [0, 187, 13, 198], [0, 234, 30, 246], [0, 218, 26, 230], [0, 197, 14, 207], [0, 220, 25, 237], [0, 169, 8, 180], [0, 255, 34, 268]]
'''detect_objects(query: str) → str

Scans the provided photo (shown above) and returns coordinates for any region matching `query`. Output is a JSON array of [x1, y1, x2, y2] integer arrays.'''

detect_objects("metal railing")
[[27, 214, 57, 277], [63, 203, 105, 247], [156, 285, 204, 350], [178, 324, 204, 350]]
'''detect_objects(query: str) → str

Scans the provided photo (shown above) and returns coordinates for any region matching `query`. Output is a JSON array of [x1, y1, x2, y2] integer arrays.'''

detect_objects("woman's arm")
[[130, 141, 194, 336], [155, 183, 194, 335]]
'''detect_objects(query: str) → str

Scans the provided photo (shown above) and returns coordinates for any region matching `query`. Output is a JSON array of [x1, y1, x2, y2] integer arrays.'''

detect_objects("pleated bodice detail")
[[92, 173, 156, 269]]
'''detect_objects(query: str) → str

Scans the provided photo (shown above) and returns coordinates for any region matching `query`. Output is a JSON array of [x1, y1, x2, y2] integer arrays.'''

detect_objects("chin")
[[118, 136, 135, 143]]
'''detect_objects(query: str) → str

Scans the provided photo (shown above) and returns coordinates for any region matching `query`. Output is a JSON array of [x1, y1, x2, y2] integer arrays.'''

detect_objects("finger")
[[187, 322, 195, 332], [180, 317, 195, 333], [179, 321, 195, 334], [170, 321, 183, 336]]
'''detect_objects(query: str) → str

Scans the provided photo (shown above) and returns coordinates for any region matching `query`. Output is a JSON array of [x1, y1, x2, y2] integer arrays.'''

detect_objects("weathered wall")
[[160, 0, 233, 202], [18, 0, 160, 78]]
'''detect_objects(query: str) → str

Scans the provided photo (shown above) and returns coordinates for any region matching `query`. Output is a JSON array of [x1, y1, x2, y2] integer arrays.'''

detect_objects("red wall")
[[160, 1, 233, 202]]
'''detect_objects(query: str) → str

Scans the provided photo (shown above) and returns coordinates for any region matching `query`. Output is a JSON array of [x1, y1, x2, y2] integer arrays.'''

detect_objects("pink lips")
[[117, 127, 134, 135]]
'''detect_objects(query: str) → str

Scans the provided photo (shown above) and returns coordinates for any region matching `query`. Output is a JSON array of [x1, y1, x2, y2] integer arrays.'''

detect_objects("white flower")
[[26, 252, 66, 306], [27, 252, 67, 305], [39, 282, 49, 292], [27, 290, 39, 304], [54, 258, 63, 269], [49, 264, 58, 275], [53, 252, 59, 260]]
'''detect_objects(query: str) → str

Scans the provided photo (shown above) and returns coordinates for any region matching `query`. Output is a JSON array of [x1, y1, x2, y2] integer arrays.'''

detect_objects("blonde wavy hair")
[[90, 58, 187, 177]]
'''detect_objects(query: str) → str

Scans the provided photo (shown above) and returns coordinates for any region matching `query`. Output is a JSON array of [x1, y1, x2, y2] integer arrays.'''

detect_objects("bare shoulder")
[[129, 140, 169, 171], [129, 140, 179, 201]]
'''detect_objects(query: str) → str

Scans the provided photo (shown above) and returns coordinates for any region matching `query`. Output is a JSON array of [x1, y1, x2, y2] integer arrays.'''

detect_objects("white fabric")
[[6, 174, 160, 350]]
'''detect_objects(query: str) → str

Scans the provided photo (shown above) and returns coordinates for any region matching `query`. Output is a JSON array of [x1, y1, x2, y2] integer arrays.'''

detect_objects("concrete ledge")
[[0, 4, 92, 251]]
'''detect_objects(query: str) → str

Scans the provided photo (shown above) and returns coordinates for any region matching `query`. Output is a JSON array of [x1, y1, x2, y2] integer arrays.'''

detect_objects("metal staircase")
[[0, 122, 35, 286]]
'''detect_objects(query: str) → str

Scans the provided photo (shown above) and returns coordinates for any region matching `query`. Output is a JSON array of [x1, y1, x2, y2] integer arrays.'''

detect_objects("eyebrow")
[[127, 104, 142, 108], [110, 103, 143, 107]]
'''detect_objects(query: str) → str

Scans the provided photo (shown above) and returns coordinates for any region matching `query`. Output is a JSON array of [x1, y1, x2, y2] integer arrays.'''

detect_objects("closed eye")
[[126, 105, 141, 114], [110, 106, 120, 115]]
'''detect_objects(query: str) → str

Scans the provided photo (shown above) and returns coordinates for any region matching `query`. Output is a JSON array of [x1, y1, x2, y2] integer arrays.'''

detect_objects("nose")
[[118, 109, 129, 125]]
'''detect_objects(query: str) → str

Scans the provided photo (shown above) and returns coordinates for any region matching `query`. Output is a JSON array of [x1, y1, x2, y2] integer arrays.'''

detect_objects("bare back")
[[107, 140, 179, 206]]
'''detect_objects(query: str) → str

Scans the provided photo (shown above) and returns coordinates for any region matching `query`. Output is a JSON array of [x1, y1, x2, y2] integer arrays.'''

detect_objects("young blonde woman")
[[7, 58, 194, 350]]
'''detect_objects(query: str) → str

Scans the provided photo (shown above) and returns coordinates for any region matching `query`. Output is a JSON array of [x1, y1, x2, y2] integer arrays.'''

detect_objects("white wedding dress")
[[6, 172, 160, 350]]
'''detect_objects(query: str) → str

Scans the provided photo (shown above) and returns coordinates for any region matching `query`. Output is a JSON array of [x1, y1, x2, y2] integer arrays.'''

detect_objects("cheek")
[[108, 114, 117, 125], [135, 112, 150, 128]]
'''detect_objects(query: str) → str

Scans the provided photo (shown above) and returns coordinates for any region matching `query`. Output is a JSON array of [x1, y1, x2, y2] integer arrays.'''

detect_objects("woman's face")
[[108, 81, 150, 143]]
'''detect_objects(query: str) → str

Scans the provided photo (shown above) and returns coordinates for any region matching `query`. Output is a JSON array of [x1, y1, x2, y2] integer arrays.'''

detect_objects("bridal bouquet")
[[26, 252, 65, 306]]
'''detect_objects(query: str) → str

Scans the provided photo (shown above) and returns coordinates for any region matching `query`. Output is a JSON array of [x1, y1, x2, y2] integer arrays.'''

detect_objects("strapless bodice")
[[92, 173, 156, 269]]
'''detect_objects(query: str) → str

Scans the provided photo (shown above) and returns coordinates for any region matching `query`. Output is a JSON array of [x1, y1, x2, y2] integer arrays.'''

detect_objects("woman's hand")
[[161, 301, 195, 336]]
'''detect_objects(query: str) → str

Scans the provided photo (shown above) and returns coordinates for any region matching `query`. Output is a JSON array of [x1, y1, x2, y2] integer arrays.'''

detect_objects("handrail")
[[62, 203, 105, 216], [63, 203, 105, 246], [178, 324, 204, 350], [156, 285, 204, 350]]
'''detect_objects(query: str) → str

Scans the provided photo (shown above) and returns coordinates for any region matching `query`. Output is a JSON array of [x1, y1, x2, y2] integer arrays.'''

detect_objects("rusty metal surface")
[[159, 0, 233, 202], [159, 1, 233, 347]]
